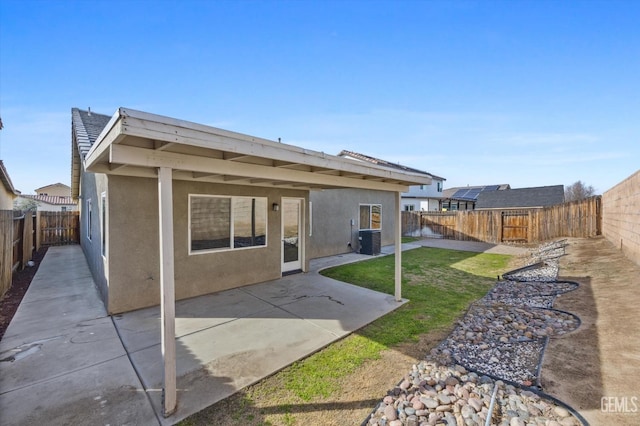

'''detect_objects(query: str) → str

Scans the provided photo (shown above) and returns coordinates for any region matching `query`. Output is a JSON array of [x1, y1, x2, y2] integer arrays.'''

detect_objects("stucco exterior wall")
[[106, 176, 309, 314], [0, 188, 15, 210], [35, 183, 71, 197], [79, 170, 109, 304], [602, 169, 640, 267], [308, 188, 396, 259]]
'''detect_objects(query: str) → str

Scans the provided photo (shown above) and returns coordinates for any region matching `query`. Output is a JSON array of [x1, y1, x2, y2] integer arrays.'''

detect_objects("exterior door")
[[282, 198, 303, 273]]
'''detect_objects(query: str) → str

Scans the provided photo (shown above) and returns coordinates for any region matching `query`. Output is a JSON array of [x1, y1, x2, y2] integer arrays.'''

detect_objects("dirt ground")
[[542, 237, 640, 426]]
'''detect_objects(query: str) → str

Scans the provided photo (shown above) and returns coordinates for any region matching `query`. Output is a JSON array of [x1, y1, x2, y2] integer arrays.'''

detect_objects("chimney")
[[87, 107, 92, 116]]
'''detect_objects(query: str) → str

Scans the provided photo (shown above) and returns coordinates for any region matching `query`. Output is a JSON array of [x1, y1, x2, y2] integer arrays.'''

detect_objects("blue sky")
[[1, 0, 638, 194]]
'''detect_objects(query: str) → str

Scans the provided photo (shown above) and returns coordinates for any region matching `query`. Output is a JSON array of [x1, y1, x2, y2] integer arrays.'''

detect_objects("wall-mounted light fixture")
[[272, 202, 279, 212]]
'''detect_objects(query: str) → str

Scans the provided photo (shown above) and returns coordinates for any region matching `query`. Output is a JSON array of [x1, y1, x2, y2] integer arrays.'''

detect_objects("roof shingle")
[[475, 185, 565, 209]]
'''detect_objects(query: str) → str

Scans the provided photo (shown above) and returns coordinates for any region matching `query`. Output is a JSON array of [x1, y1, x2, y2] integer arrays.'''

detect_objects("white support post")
[[158, 167, 177, 417], [395, 191, 402, 301]]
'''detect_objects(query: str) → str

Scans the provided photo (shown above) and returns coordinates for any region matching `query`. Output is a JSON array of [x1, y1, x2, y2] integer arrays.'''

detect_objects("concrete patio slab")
[[114, 288, 276, 353], [0, 316, 124, 393], [0, 355, 158, 426], [116, 267, 407, 424]]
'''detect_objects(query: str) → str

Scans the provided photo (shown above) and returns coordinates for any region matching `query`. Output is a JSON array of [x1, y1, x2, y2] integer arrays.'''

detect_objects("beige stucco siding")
[[308, 188, 396, 259], [107, 175, 309, 314], [0, 187, 15, 210]]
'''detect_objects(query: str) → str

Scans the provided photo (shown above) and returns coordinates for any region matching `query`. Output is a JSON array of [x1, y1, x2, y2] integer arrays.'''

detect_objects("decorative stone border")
[[365, 240, 589, 426]]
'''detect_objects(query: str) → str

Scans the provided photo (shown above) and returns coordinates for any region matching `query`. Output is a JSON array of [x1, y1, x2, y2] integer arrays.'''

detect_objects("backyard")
[[180, 246, 515, 425]]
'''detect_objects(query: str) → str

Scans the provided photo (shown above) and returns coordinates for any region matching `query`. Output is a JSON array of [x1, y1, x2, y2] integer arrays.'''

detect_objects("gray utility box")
[[359, 230, 381, 255]]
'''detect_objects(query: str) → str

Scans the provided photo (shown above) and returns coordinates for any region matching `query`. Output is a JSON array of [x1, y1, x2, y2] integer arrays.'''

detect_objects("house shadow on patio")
[[112, 267, 407, 425]]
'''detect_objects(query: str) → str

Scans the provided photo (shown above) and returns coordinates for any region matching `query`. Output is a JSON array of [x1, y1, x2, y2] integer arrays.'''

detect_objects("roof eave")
[[85, 108, 432, 191]]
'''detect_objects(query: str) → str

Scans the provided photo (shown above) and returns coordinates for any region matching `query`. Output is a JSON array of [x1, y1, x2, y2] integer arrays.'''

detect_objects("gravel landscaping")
[[367, 240, 587, 426]]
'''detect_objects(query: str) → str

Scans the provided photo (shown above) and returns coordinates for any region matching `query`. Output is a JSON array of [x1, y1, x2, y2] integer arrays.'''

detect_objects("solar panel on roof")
[[452, 189, 469, 198]]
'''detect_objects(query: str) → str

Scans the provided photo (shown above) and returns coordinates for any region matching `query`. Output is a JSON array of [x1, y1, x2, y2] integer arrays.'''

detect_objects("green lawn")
[[281, 247, 510, 401]]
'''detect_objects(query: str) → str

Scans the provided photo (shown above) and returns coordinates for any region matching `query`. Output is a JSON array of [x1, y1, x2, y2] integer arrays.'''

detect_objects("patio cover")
[[83, 107, 432, 416]]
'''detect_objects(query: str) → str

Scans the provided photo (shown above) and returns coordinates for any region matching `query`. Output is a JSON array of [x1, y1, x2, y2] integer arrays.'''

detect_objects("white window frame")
[[101, 192, 107, 257], [404, 205, 415, 212], [359, 203, 382, 231], [86, 198, 92, 241], [188, 194, 268, 255], [437, 181, 443, 192]]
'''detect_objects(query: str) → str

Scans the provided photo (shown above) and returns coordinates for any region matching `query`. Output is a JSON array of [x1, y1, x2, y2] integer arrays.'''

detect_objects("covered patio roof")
[[84, 108, 432, 191]]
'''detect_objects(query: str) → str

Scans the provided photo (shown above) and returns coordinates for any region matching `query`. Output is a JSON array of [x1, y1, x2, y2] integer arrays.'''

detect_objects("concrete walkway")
[[416, 238, 530, 256], [0, 245, 411, 425]]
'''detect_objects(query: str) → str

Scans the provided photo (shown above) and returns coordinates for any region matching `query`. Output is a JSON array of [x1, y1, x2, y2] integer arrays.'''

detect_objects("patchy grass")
[[179, 247, 511, 426], [401, 236, 420, 243]]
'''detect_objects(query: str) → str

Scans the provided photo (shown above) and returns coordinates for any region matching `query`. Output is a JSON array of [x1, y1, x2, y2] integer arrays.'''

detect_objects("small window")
[[404, 205, 415, 211], [86, 198, 92, 241], [101, 192, 106, 256], [189, 195, 267, 254], [61, 206, 67, 212], [359, 204, 382, 230], [437, 182, 443, 192]]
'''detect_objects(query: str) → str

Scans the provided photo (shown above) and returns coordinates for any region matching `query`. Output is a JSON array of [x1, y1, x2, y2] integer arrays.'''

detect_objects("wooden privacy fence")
[[39, 211, 80, 247], [402, 196, 602, 244], [1, 211, 37, 298]]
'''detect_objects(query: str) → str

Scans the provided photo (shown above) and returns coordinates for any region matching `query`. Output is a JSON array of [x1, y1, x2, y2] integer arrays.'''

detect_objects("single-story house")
[[441, 184, 510, 211], [15, 183, 77, 211], [72, 107, 432, 415], [475, 185, 565, 210], [15, 194, 78, 211], [0, 160, 20, 210], [71, 107, 432, 315]]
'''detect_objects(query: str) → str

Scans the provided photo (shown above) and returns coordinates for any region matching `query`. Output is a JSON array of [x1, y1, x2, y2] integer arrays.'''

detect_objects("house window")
[[420, 185, 425, 190], [189, 195, 267, 254], [437, 181, 443, 192], [404, 205, 415, 212], [101, 192, 106, 257], [61, 206, 67, 212], [86, 198, 92, 241], [359, 204, 382, 230]]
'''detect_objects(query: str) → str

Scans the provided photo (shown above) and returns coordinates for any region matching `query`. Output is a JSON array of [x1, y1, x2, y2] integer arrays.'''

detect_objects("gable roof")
[[475, 185, 565, 209], [71, 108, 112, 198], [73, 107, 433, 196], [338, 150, 445, 180], [0, 160, 20, 196], [35, 182, 71, 193], [19, 194, 77, 206], [442, 184, 510, 201]]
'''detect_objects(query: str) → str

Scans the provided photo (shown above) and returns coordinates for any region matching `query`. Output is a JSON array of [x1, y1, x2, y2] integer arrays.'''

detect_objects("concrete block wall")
[[602, 169, 640, 267]]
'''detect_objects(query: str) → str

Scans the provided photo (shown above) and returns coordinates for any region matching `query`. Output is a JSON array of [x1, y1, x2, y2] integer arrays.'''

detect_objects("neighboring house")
[[337, 150, 445, 212], [35, 182, 72, 197], [15, 182, 78, 211], [475, 185, 565, 210], [14, 194, 78, 211], [0, 160, 20, 210], [71, 107, 431, 315], [441, 184, 510, 211]]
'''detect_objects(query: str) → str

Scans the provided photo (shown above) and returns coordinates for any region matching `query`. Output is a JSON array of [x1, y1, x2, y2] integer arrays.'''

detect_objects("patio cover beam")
[[158, 167, 177, 417], [108, 144, 412, 193], [395, 191, 402, 301]]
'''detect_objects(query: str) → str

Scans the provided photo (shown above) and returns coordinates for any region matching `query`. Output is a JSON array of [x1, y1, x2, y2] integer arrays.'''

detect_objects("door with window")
[[282, 198, 303, 273]]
